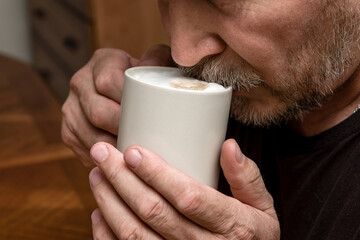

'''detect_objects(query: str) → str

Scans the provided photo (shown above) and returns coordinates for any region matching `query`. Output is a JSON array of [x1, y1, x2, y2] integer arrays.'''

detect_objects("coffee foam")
[[131, 68, 225, 92]]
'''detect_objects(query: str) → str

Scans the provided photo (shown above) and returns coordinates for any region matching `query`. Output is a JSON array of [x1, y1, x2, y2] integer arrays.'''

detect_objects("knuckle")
[[95, 71, 117, 94], [246, 162, 266, 193], [60, 119, 75, 147], [92, 48, 115, 62], [69, 72, 82, 95], [61, 105, 76, 143], [93, 227, 111, 240], [142, 162, 164, 185], [88, 104, 107, 128], [119, 226, 144, 240], [106, 163, 124, 184], [247, 159, 261, 180], [139, 197, 167, 224], [93, 48, 105, 58], [61, 100, 71, 118], [235, 159, 263, 191], [220, 217, 256, 240], [93, 48, 128, 61], [175, 185, 204, 215], [94, 186, 106, 205], [227, 224, 256, 240], [248, 167, 263, 186]]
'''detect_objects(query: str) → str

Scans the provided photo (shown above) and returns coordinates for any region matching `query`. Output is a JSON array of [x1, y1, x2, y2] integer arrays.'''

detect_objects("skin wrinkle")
[[179, 0, 360, 127], [216, 0, 266, 16]]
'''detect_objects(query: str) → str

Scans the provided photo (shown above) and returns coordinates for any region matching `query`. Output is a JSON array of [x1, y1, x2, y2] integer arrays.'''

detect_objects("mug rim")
[[124, 66, 233, 95]]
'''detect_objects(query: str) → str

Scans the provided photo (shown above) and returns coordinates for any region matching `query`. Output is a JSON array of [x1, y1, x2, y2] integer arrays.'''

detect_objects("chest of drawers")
[[29, 0, 168, 101]]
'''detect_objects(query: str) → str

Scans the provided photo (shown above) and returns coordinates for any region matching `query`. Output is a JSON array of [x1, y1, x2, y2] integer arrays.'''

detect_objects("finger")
[[62, 91, 117, 148], [121, 144, 247, 234], [89, 167, 163, 240], [91, 48, 137, 103], [61, 118, 93, 166], [61, 92, 116, 166], [120, 143, 280, 239], [70, 70, 121, 136], [138, 44, 175, 67], [90, 143, 214, 239], [91, 208, 117, 240], [220, 139, 277, 219]]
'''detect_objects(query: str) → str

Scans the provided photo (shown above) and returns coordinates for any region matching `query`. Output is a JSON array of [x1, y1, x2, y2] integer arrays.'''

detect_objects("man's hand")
[[61, 45, 173, 166], [89, 139, 280, 239]]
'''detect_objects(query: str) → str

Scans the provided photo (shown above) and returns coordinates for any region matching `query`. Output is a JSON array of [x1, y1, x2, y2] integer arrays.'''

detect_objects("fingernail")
[[125, 148, 142, 168], [235, 143, 245, 164], [91, 209, 102, 225], [91, 143, 109, 164], [138, 58, 162, 66], [89, 168, 103, 187]]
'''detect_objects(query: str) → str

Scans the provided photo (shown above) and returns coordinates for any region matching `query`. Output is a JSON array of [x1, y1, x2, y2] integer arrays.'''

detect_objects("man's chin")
[[232, 90, 243, 97], [230, 96, 302, 127]]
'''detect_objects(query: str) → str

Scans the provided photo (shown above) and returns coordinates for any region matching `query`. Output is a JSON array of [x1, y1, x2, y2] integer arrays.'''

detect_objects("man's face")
[[158, 0, 360, 126]]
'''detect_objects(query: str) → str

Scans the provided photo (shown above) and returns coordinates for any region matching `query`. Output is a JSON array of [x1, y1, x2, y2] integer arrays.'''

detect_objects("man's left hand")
[[89, 140, 280, 239]]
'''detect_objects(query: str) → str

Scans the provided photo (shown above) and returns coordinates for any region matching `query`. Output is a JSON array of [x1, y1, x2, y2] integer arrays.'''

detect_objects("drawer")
[[33, 40, 72, 102], [60, 0, 91, 19], [29, 0, 92, 73]]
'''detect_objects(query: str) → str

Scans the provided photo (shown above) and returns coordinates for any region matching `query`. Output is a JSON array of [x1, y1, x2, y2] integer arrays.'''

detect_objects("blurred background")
[[0, 0, 169, 101], [0, 1, 168, 239], [0, 0, 32, 64]]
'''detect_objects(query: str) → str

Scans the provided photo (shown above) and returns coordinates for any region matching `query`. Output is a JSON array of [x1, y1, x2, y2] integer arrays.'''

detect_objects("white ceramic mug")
[[117, 66, 232, 188]]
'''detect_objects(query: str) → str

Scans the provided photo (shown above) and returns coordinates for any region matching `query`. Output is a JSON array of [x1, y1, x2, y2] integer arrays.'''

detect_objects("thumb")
[[137, 44, 175, 67], [220, 139, 277, 219]]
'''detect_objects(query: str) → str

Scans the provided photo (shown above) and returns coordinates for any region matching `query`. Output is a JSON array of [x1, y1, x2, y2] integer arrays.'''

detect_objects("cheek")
[[220, 19, 284, 80], [219, 3, 318, 79]]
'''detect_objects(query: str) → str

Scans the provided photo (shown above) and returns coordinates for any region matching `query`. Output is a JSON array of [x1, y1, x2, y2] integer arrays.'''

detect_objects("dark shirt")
[[219, 110, 360, 240]]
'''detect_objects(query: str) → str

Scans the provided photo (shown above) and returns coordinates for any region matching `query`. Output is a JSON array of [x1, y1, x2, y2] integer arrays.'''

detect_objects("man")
[[61, 0, 360, 239]]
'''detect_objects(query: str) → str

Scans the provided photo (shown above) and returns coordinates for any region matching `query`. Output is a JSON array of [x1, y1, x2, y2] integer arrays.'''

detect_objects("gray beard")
[[179, 1, 360, 127]]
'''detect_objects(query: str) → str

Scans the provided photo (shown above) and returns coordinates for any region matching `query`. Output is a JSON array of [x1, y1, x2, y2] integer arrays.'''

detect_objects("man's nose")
[[168, 2, 226, 67]]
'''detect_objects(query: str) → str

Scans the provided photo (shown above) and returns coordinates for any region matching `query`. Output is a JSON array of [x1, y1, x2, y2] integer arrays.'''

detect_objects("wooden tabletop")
[[0, 55, 96, 239]]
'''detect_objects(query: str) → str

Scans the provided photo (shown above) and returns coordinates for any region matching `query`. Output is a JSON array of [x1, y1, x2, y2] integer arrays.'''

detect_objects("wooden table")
[[0, 55, 96, 239]]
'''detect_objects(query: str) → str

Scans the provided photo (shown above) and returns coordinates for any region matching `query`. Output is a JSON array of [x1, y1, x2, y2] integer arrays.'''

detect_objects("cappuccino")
[[119, 66, 232, 188], [131, 68, 225, 91]]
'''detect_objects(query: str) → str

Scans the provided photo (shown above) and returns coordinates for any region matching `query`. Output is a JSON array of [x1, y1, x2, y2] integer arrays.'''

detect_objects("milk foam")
[[132, 68, 225, 92]]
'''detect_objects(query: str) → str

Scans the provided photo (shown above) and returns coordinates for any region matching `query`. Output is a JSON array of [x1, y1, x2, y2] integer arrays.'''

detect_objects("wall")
[[91, 0, 169, 59], [0, 0, 32, 64]]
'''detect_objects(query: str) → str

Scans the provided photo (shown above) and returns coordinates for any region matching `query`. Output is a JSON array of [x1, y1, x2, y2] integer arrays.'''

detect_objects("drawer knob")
[[63, 37, 79, 52], [33, 8, 47, 20], [38, 68, 52, 82]]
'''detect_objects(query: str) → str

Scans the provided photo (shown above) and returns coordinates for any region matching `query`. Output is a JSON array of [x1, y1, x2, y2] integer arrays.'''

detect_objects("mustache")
[[177, 55, 264, 91]]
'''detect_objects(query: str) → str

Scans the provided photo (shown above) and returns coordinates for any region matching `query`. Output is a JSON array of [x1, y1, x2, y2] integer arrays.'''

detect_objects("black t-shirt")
[[219, 110, 360, 240]]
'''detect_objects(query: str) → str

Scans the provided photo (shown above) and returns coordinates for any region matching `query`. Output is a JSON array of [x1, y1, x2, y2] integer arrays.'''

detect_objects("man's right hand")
[[61, 45, 173, 166]]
